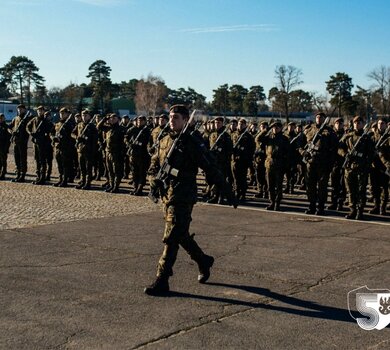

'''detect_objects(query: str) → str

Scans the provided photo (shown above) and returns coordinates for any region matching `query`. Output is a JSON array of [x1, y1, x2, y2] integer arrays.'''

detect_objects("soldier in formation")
[[0, 113, 11, 180]]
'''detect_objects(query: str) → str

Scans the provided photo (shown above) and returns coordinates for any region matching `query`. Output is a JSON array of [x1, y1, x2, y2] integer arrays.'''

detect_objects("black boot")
[[305, 204, 316, 215], [356, 207, 364, 220], [144, 276, 170, 296], [380, 204, 387, 216], [53, 176, 63, 187], [16, 174, 25, 183], [346, 207, 357, 220], [198, 255, 214, 284], [327, 202, 337, 210], [266, 202, 275, 210]]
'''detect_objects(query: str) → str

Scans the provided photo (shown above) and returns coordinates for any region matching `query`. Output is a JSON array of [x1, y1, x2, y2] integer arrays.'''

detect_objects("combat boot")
[[337, 201, 344, 211], [53, 176, 63, 187], [144, 276, 170, 296], [327, 202, 337, 210], [207, 196, 218, 204], [82, 182, 91, 190], [266, 202, 275, 210], [75, 181, 85, 189], [356, 207, 364, 220], [274, 202, 281, 211], [134, 185, 144, 196], [316, 205, 325, 216], [345, 207, 357, 220], [369, 203, 380, 215], [198, 255, 214, 284], [305, 204, 316, 215], [380, 204, 387, 216]]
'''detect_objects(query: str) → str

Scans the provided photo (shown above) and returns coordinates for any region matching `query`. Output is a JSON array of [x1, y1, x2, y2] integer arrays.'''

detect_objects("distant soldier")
[[126, 115, 151, 195], [228, 119, 238, 134], [121, 115, 132, 179], [72, 109, 98, 190], [248, 122, 258, 186], [0, 113, 11, 180], [328, 118, 346, 211], [97, 113, 126, 193], [338, 116, 375, 220], [26, 106, 54, 185], [231, 118, 255, 201], [73, 113, 82, 179], [94, 114, 106, 181], [44, 111, 54, 181], [148, 113, 169, 156], [256, 120, 290, 210], [51, 107, 76, 187], [300, 112, 338, 215], [207, 117, 233, 204], [9, 104, 32, 182], [370, 118, 389, 215], [253, 121, 269, 198], [283, 121, 298, 194]]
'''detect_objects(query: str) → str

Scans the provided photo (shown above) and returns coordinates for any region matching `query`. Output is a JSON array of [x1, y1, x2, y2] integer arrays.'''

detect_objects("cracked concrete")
[[1, 204, 390, 349]]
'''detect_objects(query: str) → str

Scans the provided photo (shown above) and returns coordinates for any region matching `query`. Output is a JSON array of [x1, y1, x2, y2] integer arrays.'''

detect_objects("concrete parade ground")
[[1, 176, 390, 349]]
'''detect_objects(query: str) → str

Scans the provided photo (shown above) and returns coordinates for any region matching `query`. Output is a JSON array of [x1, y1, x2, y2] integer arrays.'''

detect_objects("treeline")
[[1, 56, 390, 121]]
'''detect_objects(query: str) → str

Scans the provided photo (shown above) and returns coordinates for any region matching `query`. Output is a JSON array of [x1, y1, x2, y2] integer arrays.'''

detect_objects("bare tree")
[[367, 66, 390, 115], [272, 65, 303, 122], [135, 74, 168, 116]]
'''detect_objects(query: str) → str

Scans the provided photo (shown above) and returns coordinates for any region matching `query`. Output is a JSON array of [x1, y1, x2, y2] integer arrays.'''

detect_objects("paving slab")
[[0, 205, 389, 349]]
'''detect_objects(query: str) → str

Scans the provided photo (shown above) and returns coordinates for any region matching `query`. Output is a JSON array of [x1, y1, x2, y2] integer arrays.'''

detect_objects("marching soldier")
[[144, 104, 235, 296], [72, 109, 98, 190], [0, 113, 11, 180], [338, 116, 375, 220], [253, 121, 269, 198], [26, 106, 54, 185], [256, 120, 290, 210], [126, 115, 151, 195], [328, 117, 346, 211], [97, 113, 126, 193], [231, 118, 255, 202], [148, 113, 169, 155], [207, 117, 233, 204], [51, 107, 76, 187], [9, 104, 32, 182], [370, 118, 389, 215], [300, 112, 338, 215]]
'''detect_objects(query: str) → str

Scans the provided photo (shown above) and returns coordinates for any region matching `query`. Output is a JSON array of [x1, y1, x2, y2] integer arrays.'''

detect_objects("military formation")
[[1, 105, 390, 221]]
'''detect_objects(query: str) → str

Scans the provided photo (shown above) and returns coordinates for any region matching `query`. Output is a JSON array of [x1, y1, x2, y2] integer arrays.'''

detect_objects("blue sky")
[[1, 0, 390, 101]]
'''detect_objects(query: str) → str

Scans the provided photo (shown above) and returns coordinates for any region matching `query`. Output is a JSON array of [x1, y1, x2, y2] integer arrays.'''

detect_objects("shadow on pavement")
[[169, 282, 356, 323]]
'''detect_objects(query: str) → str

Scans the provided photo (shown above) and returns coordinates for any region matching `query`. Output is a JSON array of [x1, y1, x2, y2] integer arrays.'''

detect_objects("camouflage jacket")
[[26, 116, 54, 146], [52, 119, 76, 152], [0, 122, 11, 152], [338, 130, 375, 171], [148, 131, 224, 205], [231, 129, 255, 165], [9, 114, 32, 143], [257, 130, 291, 169], [71, 121, 98, 155], [98, 122, 126, 155], [209, 127, 233, 166]]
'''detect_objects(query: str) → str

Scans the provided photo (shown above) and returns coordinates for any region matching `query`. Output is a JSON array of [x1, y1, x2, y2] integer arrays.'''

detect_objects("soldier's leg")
[[112, 154, 123, 193], [317, 168, 330, 214], [305, 163, 317, 213], [369, 170, 381, 214], [0, 152, 6, 179], [381, 176, 389, 215], [20, 142, 28, 180], [266, 167, 276, 210], [76, 153, 86, 188], [357, 172, 369, 220], [84, 155, 94, 189], [12, 144, 21, 180], [275, 168, 284, 210], [345, 169, 358, 219], [33, 144, 41, 184]]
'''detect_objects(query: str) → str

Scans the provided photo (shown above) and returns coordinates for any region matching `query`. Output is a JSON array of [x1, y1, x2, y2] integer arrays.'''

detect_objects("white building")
[[0, 101, 18, 121]]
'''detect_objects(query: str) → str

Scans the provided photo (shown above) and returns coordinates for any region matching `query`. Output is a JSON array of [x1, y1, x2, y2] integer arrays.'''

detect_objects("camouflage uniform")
[[301, 121, 338, 214], [231, 128, 255, 201], [370, 127, 390, 214], [9, 112, 32, 181], [0, 119, 11, 179], [283, 128, 299, 194], [208, 125, 233, 203], [338, 128, 375, 219], [51, 116, 76, 186], [257, 126, 291, 210], [98, 119, 126, 192], [72, 120, 98, 189], [26, 115, 54, 184]]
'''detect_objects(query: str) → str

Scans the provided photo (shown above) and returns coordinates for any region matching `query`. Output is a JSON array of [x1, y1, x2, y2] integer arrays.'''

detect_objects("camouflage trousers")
[[106, 152, 124, 187], [345, 168, 369, 209], [157, 203, 205, 278], [0, 151, 8, 177], [266, 165, 284, 205], [13, 141, 28, 175], [305, 162, 331, 209], [55, 149, 74, 182], [370, 167, 389, 208], [78, 152, 94, 185], [33, 143, 51, 180]]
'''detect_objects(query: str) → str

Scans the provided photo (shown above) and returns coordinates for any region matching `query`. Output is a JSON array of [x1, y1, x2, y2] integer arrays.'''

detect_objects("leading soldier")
[[144, 104, 235, 296]]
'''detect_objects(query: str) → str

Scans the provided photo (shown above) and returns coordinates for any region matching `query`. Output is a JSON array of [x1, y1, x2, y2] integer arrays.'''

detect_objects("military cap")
[[238, 118, 247, 123], [334, 117, 344, 124], [159, 113, 169, 120], [36, 105, 44, 110], [231, 118, 238, 123], [169, 104, 189, 118], [59, 107, 70, 113], [353, 116, 364, 123], [259, 120, 268, 126], [44, 111, 51, 116], [315, 112, 327, 118], [137, 115, 147, 121], [122, 114, 129, 119], [0, 113, 5, 117], [270, 119, 283, 128], [17, 104, 26, 109], [288, 121, 296, 126], [213, 116, 224, 122], [81, 109, 90, 114]]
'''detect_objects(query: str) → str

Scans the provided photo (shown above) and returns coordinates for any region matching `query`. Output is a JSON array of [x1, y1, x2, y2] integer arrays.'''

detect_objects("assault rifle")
[[76, 114, 97, 147], [10, 110, 31, 143], [302, 116, 330, 163], [148, 111, 196, 203], [233, 127, 249, 150], [31, 116, 47, 144], [342, 123, 371, 169], [148, 123, 170, 156], [127, 123, 149, 156], [53, 114, 74, 145], [375, 125, 390, 149], [210, 124, 230, 152], [290, 131, 303, 145]]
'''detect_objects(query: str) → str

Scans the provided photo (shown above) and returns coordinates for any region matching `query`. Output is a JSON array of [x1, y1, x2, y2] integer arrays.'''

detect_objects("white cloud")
[[180, 24, 279, 34]]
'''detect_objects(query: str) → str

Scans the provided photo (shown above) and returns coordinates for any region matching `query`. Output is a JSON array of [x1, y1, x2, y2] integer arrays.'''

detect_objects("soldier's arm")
[[71, 124, 79, 139], [26, 118, 34, 134], [337, 134, 349, 157]]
